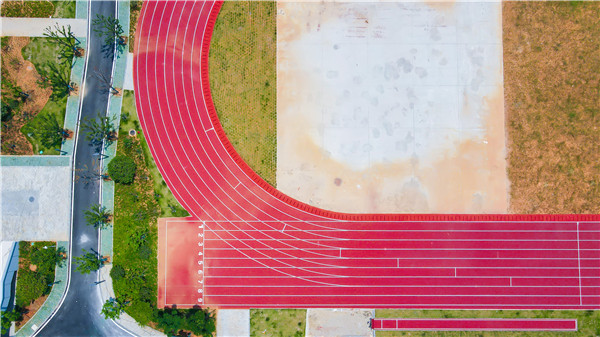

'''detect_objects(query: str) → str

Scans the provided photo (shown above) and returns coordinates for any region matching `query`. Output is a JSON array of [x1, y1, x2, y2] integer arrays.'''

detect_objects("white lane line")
[[577, 222, 582, 305]]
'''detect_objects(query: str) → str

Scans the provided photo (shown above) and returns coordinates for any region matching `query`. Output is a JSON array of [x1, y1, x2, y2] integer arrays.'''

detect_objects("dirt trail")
[[1, 36, 52, 154]]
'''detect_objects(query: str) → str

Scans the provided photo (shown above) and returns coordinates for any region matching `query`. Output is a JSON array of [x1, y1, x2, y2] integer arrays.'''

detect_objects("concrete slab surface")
[[0, 158, 71, 241], [0, 18, 87, 37], [306, 308, 373, 337], [277, 1, 508, 214], [217, 309, 250, 337], [123, 52, 134, 90]]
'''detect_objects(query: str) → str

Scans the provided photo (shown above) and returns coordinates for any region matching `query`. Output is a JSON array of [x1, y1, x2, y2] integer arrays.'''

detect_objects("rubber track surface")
[[134, 0, 600, 309], [370, 318, 578, 331]]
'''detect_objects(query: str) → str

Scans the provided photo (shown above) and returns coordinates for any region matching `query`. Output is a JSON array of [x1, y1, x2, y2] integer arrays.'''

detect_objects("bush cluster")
[[15, 242, 65, 307], [108, 155, 137, 184]]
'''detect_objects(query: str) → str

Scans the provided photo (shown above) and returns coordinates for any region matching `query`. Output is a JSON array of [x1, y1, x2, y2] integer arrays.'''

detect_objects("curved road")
[[135, 0, 600, 310], [36, 1, 131, 336]]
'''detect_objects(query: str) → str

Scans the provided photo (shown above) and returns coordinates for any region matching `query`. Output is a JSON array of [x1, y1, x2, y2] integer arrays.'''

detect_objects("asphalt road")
[[36, 1, 131, 336]]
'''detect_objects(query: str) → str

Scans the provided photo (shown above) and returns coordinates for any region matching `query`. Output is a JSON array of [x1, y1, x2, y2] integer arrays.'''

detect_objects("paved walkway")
[[1, 18, 87, 37], [123, 52, 134, 90]]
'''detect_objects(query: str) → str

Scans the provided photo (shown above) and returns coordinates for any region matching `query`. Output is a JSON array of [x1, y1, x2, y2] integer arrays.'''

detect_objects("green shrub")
[[137, 244, 152, 260], [184, 309, 216, 336], [110, 264, 126, 282], [108, 155, 137, 184], [127, 300, 155, 326], [16, 270, 47, 307], [1, 1, 54, 17]]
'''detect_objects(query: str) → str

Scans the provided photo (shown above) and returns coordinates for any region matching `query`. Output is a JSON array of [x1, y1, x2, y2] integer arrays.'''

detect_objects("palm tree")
[[74, 249, 105, 274], [35, 114, 70, 148], [38, 62, 76, 99], [92, 14, 126, 58], [81, 113, 116, 149], [101, 297, 127, 320], [43, 24, 83, 65], [84, 203, 112, 229]]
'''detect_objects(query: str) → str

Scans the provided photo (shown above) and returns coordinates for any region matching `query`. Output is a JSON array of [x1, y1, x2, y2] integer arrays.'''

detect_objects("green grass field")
[[209, 1, 277, 187], [20, 37, 71, 155], [376, 310, 600, 337], [250, 309, 306, 337], [112, 126, 160, 325], [120, 90, 189, 217]]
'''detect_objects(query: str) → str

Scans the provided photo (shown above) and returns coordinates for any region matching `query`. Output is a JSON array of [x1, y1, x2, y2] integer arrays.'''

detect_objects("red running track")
[[370, 318, 577, 331], [134, 0, 600, 309]]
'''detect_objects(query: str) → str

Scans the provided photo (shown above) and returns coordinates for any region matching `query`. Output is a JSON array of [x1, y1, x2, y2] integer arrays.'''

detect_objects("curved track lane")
[[134, 0, 600, 309]]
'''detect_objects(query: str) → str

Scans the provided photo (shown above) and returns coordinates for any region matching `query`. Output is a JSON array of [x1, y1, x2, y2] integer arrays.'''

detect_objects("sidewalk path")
[[1, 18, 87, 37]]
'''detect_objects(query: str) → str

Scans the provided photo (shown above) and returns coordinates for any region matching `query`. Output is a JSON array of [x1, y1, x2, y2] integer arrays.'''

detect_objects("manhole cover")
[[129, 129, 137, 136]]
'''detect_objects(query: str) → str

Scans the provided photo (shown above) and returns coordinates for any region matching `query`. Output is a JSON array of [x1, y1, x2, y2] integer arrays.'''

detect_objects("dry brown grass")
[[129, 0, 142, 53], [209, 1, 277, 187], [504, 1, 600, 214], [1, 36, 53, 155]]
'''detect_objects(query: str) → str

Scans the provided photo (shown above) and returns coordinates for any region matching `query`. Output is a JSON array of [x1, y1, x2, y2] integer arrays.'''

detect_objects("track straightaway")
[[134, 1, 600, 309]]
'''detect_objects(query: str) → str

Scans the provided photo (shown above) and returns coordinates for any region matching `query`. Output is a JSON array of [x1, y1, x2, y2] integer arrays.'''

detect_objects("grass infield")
[[209, 1, 277, 187]]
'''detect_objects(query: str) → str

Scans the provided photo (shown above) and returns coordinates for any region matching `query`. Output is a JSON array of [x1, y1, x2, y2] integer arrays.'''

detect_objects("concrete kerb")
[[7, 2, 89, 335], [27, 1, 91, 335], [14, 242, 69, 337], [97, 1, 164, 335], [61, 37, 87, 156]]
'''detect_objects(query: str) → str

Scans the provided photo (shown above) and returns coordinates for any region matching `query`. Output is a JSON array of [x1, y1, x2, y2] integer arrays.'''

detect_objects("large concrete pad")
[[217, 309, 250, 337], [0, 157, 71, 241], [277, 1, 508, 213], [305, 309, 373, 337]]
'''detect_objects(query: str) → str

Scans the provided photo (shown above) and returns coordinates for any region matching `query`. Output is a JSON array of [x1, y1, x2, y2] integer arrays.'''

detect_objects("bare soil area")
[[277, 2, 507, 213], [504, 2, 600, 214], [15, 295, 49, 331], [1, 36, 52, 154]]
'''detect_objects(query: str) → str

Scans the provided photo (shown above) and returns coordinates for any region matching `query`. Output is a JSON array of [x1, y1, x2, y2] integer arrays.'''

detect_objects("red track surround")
[[134, 0, 600, 309], [370, 318, 577, 331]]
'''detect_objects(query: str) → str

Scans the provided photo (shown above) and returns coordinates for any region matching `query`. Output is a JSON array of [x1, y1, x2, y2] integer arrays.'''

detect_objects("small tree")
[[107, 155, 137, 184], [110, 264, 126, 282], [184, 309, 216, 337], [101, 297, 127, 320], [94, 69, 119, 95], [74, 249, 105, 274], [84, 203, 112, 229], [1, 309, 22, 335], [43, 24, 82, 65], [156, 309, 185, 336], [35, 113, 70, 148], [76, 163, 110, 186], [81, 113, 116, 148], [93, 14, 126, 57], [30, 245, 67, 275], [38, 62, 76, 99]]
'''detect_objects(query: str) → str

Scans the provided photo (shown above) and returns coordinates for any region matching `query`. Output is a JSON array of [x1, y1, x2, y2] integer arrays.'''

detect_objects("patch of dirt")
[[1, 36, 52, 154], [28, 264, 37, 272], [503, 2, 600, 213], [15, 295, 49, 331]]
